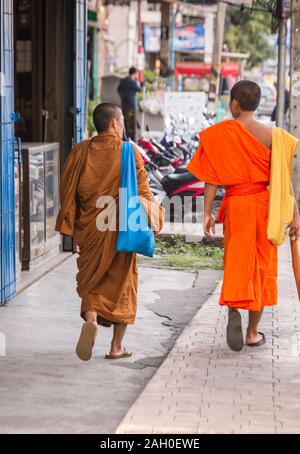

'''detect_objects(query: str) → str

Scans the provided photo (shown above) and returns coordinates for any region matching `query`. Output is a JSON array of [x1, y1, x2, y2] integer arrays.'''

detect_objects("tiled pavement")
[[116, 243, 300, 434]]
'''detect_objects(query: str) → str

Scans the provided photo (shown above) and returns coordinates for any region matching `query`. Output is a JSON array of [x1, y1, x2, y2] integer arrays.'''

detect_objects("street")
[[0, 255, 221, 434], [0, 0, 300, 439]]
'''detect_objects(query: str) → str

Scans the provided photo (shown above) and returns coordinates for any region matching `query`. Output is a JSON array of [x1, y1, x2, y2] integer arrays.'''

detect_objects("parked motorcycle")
[[134, 111, 223, 220]]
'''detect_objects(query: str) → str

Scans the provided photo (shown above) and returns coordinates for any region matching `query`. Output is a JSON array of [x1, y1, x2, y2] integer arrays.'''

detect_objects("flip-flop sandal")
[[105, 347, 132, 360], [246, 332, 266, 347], [76, 322, 97, 361], [227, 310, 244, 352]]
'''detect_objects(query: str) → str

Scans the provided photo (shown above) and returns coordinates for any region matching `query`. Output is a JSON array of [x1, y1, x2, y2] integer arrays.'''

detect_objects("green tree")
[[224, 7, 276, 69]]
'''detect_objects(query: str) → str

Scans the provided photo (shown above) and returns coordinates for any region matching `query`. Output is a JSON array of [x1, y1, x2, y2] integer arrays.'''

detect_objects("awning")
[[175, 62, 241, 77]]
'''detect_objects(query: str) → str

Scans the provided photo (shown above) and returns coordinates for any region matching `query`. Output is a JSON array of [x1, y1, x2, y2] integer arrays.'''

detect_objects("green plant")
[[139, 235, 224, 270], [87, 100, 98, 137], [224, 7, 275, 69]]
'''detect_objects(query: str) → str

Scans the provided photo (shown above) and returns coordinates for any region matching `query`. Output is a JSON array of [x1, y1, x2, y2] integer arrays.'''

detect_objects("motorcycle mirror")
[[146, 124, 150, 132], [136, 121, 141, 129]]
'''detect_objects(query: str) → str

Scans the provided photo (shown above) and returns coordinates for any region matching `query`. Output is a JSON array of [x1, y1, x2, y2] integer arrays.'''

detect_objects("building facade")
[[0, 0, 88, 304]]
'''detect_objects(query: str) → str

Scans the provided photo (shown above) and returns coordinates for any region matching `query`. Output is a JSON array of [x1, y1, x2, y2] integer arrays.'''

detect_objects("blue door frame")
[[74, 0, 88, 144], [0, 0, 16, 304]]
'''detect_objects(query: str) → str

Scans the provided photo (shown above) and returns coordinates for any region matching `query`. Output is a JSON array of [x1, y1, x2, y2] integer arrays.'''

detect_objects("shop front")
[[0, 0, 88, 304]]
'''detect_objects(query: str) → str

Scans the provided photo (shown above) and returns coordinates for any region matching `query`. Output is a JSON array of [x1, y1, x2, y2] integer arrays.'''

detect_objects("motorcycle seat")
[[174, 166, 188, 174], [162, 171, 196, 184]]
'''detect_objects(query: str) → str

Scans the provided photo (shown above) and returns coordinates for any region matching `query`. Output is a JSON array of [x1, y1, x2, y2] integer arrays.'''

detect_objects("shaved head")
[[93, 103, 122, 133], [230, 80, 261, 112]]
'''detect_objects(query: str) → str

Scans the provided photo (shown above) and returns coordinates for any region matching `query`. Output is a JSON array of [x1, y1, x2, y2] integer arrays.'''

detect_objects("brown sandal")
[[105, 347, 132, 360], [227, 310, 244, 352], [246, 332, 266, 347], [76, 322, 97, 361]]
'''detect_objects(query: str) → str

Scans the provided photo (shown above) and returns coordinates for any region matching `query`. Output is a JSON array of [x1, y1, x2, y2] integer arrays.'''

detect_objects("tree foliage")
[[224, 7, 276, 69]]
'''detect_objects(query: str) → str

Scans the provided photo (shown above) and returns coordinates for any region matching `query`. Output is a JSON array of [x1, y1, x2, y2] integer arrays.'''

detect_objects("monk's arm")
[[290, 182, 300, 238], [203, 183, 217, 236], [135, 149, 153, 202], [134, 146, 165, 233]]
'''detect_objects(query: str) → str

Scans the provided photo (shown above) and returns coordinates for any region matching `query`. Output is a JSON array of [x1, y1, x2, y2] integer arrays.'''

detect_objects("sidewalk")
[[116, 242, 300, 434], [0, 254, 221, 434], [161, 222, 224, 241]]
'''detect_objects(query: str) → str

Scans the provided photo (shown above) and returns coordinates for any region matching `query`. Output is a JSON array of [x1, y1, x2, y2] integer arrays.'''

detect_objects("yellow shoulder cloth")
[[267, 127, 299, 246]]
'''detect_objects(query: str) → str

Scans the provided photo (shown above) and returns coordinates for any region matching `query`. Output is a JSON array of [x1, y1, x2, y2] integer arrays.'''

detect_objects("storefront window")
[[29, 150, 45, 247], [21, 143, 60, 270], [45, 149, 59, 240]]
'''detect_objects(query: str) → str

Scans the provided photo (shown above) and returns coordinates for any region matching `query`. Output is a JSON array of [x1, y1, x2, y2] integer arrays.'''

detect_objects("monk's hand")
[[204, 213, 216, 237], [289, 213, 300, 240], [75, 244, 80, 254]]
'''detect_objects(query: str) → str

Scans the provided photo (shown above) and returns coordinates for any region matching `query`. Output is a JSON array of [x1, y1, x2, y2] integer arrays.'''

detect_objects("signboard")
[[174, 24, 205, 52], [164, 91, 206, 137], [144, 23, 205, 53], [144, 25, 161, 53]]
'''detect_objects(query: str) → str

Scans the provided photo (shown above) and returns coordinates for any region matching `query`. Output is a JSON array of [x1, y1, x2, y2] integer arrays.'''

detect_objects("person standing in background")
[[118, 67, 142, 140]]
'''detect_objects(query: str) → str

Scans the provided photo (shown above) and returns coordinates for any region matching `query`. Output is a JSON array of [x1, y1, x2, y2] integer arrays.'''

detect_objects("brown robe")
[[55, 132, 163, 326]]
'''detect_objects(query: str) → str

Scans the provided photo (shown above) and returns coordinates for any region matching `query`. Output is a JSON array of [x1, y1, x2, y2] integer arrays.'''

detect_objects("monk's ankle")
[[88, 320, 98, 329], [246, 328, 258, 339], [111, 342, 121, 353]]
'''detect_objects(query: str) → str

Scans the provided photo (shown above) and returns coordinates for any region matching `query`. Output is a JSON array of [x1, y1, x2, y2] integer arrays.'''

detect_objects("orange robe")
[[55, 133, 163, 326], [187, 120, 278, 312]]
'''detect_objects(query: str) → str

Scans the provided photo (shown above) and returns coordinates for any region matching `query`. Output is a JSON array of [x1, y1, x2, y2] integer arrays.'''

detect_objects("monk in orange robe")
[[55, 103, 164, 361], [187, 80, 300, 352]]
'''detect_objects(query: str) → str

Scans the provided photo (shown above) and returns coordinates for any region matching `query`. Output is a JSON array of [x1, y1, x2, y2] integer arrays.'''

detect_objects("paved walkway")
[[116, 243, 300, 434], [161, 222, 223, 240], [0, 255, 221, 434]]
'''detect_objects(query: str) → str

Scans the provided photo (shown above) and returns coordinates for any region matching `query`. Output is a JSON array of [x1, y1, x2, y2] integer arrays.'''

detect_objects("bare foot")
[[245, 331, 264, 345], [88, 321, 98, 341], [109, 345, 130, 355], [105, 346, 132, 360], [85, 314, 98, 338]]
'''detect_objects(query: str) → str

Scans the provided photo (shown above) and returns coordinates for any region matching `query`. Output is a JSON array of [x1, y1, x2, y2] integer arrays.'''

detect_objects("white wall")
[[204, 12, 214, 63], [107, 4, 137, 71]]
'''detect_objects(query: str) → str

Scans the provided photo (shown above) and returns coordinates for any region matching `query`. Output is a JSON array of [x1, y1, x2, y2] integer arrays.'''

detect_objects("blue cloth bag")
[[117, 141, 155, 257]]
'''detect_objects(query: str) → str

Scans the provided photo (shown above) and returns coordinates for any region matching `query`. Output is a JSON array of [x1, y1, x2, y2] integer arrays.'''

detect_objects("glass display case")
[[21, 143, 60, 270]]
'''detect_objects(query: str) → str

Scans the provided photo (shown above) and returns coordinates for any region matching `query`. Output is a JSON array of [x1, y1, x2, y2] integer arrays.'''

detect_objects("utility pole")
[[136, 0, 144, 82], [275, 0, 289, 128], [169, 3, 176, 90], [160, 0, 174, 78], [207, 2, 227, 115], [290, 0, 300, 204]]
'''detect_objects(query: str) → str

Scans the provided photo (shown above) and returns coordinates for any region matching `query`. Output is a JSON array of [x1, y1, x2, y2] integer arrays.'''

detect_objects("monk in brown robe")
[[187, 81, 300, 352], [55, 103, 163, 361]]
